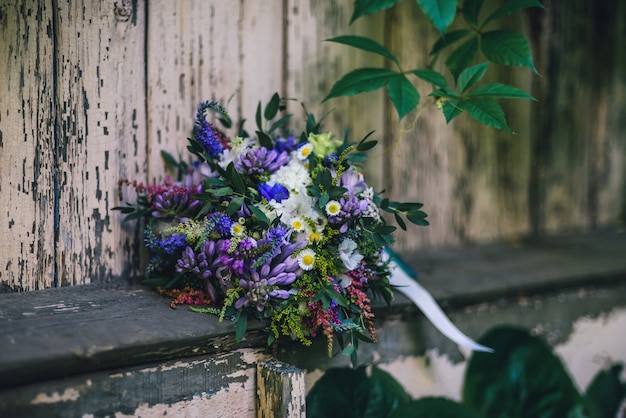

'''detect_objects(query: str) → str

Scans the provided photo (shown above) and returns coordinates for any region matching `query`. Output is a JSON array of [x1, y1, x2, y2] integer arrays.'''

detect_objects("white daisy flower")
[[296, 143, 314, 160], [325, 200, 341, 217], [231, 222, 246, 236], [290, 216, 306, 232], [297, 248, 316, 271]]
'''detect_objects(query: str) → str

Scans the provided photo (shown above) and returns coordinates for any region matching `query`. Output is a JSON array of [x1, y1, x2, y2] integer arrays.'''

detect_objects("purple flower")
[[339, 169, 367, 195], [275, 135, 302, 153], [209, 213, 233, 237], [194, 101, 227, 158], [258, 182, 289, 202], [175, 240, 225, 300], [236, 147, 289, 176], [151, 183, 203, 220]]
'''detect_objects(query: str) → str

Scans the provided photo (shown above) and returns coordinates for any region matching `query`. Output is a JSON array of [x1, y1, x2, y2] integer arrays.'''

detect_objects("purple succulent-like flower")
[[258, 182, 289, 202], [175, 240, 226, 300], [236, 147, 289, 176], [151, 183, 203, 220]]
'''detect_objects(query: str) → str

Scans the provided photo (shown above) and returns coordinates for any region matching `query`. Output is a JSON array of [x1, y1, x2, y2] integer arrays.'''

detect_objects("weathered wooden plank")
[[383, 0, 535, 251], [284, 0, 386, 189], [0, 1, 56, 291], [146, 0, 284, 184], [0, 349, 266, 418], [55, 0, 146, 286], [256, 359, 306, 418]]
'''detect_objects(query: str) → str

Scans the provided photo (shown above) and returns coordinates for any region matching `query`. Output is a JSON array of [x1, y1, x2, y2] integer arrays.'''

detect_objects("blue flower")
[[258, 182, 289, 202]]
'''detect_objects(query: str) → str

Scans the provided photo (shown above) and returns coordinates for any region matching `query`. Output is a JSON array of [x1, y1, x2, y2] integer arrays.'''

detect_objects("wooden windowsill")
[[1, 229, 625, 389]]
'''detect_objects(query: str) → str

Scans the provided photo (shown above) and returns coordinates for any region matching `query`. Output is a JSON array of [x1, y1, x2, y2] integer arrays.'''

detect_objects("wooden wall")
[[1, 0, 625, 291]]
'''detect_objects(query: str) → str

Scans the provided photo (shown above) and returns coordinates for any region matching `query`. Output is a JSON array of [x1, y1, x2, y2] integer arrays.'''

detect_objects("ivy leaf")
[[323, 68, 399, 102], [445, 36, 479, 80], [469, 83, 536, 100], [430, 29, 472, 55], [483, 0, 544, 27], [458, 98, 511, 132], [481, 30, 538, 73], [442, 99, 463, 123], [387, 75, 421, 120], [326, 35, 400, 68], [264, 92, 280, 120], [409, 69, 448, 88], [351, 0, 403, 22], [457, 62, 489, 93], [462, 0, 484, 27], [416, 0, 458, 34]]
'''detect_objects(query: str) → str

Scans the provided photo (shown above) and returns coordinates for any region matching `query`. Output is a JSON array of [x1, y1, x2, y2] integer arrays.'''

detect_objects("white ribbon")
[[385, 249, 493, 353]]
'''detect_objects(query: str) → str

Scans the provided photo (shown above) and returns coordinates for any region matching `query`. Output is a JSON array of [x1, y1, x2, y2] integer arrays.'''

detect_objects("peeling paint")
[[31, 388, 80, 404]]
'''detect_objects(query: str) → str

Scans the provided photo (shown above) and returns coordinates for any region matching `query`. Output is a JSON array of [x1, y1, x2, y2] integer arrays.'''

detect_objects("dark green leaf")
[[457, 62, 489, 93], [212, 187, 234, 196], [445, 36, 479, 80], [227, 163, 246, 193], [463, 326, 582, 418], [351, 0, 403, 22], [462, 0, 484, 27], [395, 202, 424, 211], [264, 92, 280, 120], [160, 150, 180, 169], [375, 225, 397, 235], [360, 366, 412, 418], [249, 205, 270, 227], [255, 101, 263, 132], [256, 130, 273, 149], [356, 140, 378, 152], [430, 29, 473, 55], [327, 35, 400, 67], [388, 397, 482, 418], [306, 185, 322, 197], [407, 211, 429, 225], [481, 29, 538, 73], [306, 367, 369, 418], [387, 75, 421, 120], [458, 98, 511, 132], [226, 196, 245, 215], [328, 186, 348, 198], [380, 198, 389, 210], [319, 193, 330, 209], [483, 0, 543, 26], [268, 114, 293, 134], [235, 312, 248, 342], [321, 169, 333, 188], [394, 213, 407, 230], [469, 82, 535, 100], [409, 69, 448, 88], [347, 152, 367, 163], [442, 99, 463, 123], [585, 364, 626, 418], [416, 0, 458, 34], [323, 68, 399, 102]]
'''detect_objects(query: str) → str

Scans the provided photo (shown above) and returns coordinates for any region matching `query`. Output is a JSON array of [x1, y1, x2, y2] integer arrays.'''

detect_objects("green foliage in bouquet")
[[307, 325, 626, 418], [114, 93, 429, 364], [325, 0, 542, 131]]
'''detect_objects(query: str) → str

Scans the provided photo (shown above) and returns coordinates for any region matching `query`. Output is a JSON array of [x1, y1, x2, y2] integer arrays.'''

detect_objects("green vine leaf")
[[430, 29, 472, 55], [457, 62, 489, 93], [445, 36, 479, 80], [387, 75, 421, 120], [481, 29, 538, 73], [483, 0, 544, 27], [323, 68, 399, 102], [469, 82, 536, 100], [416, 0, 458, 34], [458, 98, 511, 132], [461, 0, 484, 28], [351, 0, 403, 23], [326, 35, 401, 67], [409, 69, 448, 88]]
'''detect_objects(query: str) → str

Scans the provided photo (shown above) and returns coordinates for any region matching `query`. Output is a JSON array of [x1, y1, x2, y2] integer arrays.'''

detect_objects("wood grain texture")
[[54, 0, 146, 287], [0, 1, 56, 290], [146, 0, 284, 183], [256, 359, 306, 418]]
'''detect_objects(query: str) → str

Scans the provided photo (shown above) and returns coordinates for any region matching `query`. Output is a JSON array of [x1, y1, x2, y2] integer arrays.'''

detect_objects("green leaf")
[[416, 0, 458, 34], [212, 186, 234, 196], [356, 139, 377, 152], [268, 114, 293, 134], [409, 69, 448, 88], [264, 92, 280, 120], [407, 211, 430, 225], [235, 312, 248, 342], [306, 367, 369, 418], [463, 326, 582, 418], [394, 213, 407, 230], [585, 364, 626, 418], [323, 68, 399, 102], [457, 62, 489, 93], [249, 205, 270, 227], [256, 130, 273, 149], [481, 29, 538, 73], [461, 0, 484, 27], [387, 75, 421, 120], [469, 82, 536, 100], [351, 0, 403, 22], [226, 196, 245, 215], [227, 163, 246, 193], [483, 0, 543, 26], [255, 101, 263, 132], [430, 29, 472, 55], [458, 98, 511, 132], [160, 150, 180, 169], [445, 36, 479, 80], [387, 397, 482, 418], [326, 35, 400, 67], [360, 366, 412, 418]]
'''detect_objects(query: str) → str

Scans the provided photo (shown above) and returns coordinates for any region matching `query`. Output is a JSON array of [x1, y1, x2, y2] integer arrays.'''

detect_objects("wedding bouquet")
[[116, 94, 489, 363]]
